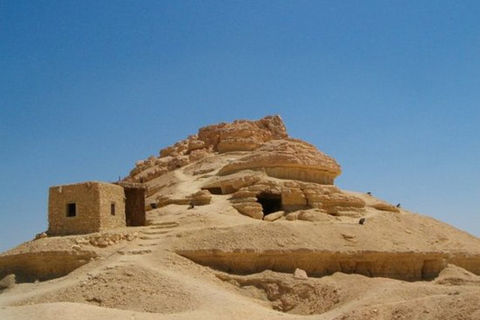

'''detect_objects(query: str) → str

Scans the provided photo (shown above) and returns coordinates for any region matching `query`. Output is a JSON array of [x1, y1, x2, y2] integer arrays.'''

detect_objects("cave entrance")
[[202, 187, 223, 195], [257, 192, 282, 215]]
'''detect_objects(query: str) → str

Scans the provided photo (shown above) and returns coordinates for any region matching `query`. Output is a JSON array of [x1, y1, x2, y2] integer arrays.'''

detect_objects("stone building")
[[48, 181, 145, 236]]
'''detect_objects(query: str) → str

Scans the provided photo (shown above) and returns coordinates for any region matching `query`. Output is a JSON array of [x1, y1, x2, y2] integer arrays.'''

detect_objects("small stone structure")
[[48, 181, 129, 236]]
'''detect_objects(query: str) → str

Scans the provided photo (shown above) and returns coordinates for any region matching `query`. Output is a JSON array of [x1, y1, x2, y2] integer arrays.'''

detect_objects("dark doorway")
[[256, 192, 282, 215], [124, 186, 146, 226]]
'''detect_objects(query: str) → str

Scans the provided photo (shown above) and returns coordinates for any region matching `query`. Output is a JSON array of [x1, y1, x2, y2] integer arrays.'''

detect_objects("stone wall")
[[48, 182, 126, 236], [97, 183, 126, 232]]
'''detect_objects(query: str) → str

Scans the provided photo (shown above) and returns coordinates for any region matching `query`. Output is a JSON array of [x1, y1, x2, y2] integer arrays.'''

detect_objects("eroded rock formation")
[[125, 115, 350, 219], [125, 115, 339, 187], [203, 173, 365, 220], [218, 139, 341, 184]]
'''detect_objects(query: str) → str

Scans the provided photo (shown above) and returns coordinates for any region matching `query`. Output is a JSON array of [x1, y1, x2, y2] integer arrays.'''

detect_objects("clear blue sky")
[[1, 1, 479, 252]]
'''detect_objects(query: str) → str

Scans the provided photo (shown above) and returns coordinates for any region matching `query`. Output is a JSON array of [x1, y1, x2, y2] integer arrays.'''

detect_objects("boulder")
[[191, 190, 212, 206], [285, 211, 301, 221], [35, 232, 48, 240], [264, 211, 284, 222], [0, 274, 16, 290], [293, 268, 308, 280], [233, 203, 263, 220]]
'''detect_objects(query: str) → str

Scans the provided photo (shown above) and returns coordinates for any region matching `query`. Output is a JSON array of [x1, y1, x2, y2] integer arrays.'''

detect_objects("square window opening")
[[67, 203, 76, 217]]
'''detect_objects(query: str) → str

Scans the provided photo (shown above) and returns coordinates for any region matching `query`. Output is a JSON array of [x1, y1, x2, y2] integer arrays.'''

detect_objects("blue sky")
[[1, 1, 479, 252]]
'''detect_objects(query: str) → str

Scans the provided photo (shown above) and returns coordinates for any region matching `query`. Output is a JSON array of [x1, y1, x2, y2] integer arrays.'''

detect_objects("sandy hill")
[[1, 115, 480, 320]]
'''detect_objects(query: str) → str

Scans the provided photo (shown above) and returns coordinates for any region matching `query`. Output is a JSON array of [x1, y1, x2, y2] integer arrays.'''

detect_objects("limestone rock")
[[230, 190, 258, 201], [199, 115, 288, 153], [97, 239, 108, 248], [370, 202, 401, 213], [0, 274, 16, 290], [233, 203, 263, 220], [188, 149, 210, 162], [155, 190, 212, 208], [264, 211, 284, 222], [226, 176, 365, 221], [293, 268, 308, 280], [187, 138, 206, 153], [156, 195, 190, 208], [124, 115, 288, 184], [298, 210, 331, 222], [302, 184, 365, 215], [34, 232, 48, 240], [281, 187, 307, 211], [190, 190, 212, 206], [203, 171, 264, 195], [218, 139, 341, 184], [285, 211, 301, 221]]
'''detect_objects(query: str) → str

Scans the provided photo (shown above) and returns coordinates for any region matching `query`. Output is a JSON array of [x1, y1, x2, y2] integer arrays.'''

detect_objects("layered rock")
[[218, 140, 341, 184], [217, 175, 365, 220], [124, 115, 355, 221], [125, 115, 289, 184], [154, 190, 212, 209], [207, 115, 288, 153], [126, 115, 341, 188], [202, 171, 264, 195]]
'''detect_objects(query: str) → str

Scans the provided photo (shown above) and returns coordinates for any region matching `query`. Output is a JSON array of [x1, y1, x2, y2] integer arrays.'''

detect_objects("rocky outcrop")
[[198, 115, 288, 153], [178, 249, 461, 281], [154, 190, 212, 208], [126, 115, 288, 184], [0, 250, 96, 283], [126, 115, 342, 189], [301, 184, 365, 215], [218, 140, 341, 184], [202, 171, 264, 195], [227, 177, 365, 220]]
